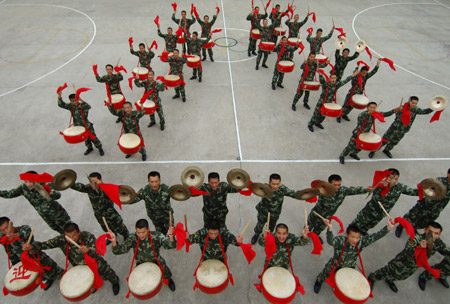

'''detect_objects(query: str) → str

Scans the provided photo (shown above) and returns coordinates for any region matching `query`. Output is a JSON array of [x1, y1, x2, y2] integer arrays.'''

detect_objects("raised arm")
[[0, 186, 23, 199]]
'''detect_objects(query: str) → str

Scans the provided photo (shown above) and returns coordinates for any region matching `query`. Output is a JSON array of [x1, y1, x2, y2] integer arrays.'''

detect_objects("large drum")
[[314, 54, 328, 64], [357, 132, 382, 151], [262, 267, 296, 304], [61, 126, 89, 144], [133, 67, 149, 81], [128, 262, 163, 300], [277, 61, 295, 73], [259, 42, 276, 51], [160, 51, 173, 62], [196, 259, 229, 294], [118, 133, 142, 155], [135, 99, 157, 115], [302, 81, 321, 91], [4, 262, 40, 297], [350, 94, 369, 109], [287, 37, 301, 47], [333, 268, 371, 304], [164, 75, 182, 87], [321, 103, 343, 117], [200, 38, 214, 49], [60, 266, 94, 302], [251, 29, 261, 40], [186, 55, 201, 68], [105, 94, 125, 110], [274, 27, 287, 36]]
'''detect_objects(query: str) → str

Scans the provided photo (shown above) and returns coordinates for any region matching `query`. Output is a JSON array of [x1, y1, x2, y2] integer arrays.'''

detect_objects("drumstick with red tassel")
[[313, 211, 326, 221], [184, 214, 188, 232], [169, 211, 173, 228], [304, 207, 308, 227], [377, 201, 391, 219], [266, 212, 271, 231], [115, 57, 121, 68], [26, 228, 35, 245], [65, 236, 82, 248], [241, 220, 251, 237], [102, 217, 111, 232], [145, 39, 150, 50]]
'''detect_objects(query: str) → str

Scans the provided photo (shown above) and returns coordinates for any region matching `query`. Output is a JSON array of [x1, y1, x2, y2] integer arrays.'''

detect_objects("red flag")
[[212, 29, 222, 33], [371, 111, 386, 123], [335, 28, 345, 36], [75, 87, 91, 100], [128, 77, 134, 90], [114, 65, 127, 73], [21, 251, 50, 273], [417, 183, 424, 200], [430, 110, 443, 123], [190, 3, 194, 15], [171, 2, 177, 12], [271, 7, 276, 15], [357, 60, 370, 70], [415, 247, 440, 279], [92, 64, 99, 77], [150, 40, 158, 50], [381, 58, 396, 71], [189, 186, 209, 195], [140, 90, 153, 104], [306, 27, 313, 35], [95, 233, 112, 256], [193, 6, 199, 19], [266, 0, 272, 11], [329, 62, 335, 74], [330, 216, 344, 234], [372, 170, 393, 188], [239, 181, 254, 196], [84, 254, 104, 290], [154, 15, 160, 27], [294, 275, 306, 295], [98, 183, 122, 210], [128, 37, 133, 48], [338, 33, 347, 38], [19, 172, 53, 183], [0, 235, 19, 245], [238, 243, 256, 264], [308, 12, 316, 23], [401, 102, 411, 127], [306, 196, 318, 203], [394, 217, 415, 241], [287, 3, 294, 16], [264, 233, 276, 260], [216, 6, 220, 13], [297, 42, 305, 54], [365, 47, 372, 60], [173, 222, 186, 250], [57, 83, 67, 93], [318, 69, 329, 82], [307, 232, 323, 255]]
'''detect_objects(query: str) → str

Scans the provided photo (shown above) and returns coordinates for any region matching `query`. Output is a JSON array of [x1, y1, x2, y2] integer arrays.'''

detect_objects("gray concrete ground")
[[0, 0, 449, 303]]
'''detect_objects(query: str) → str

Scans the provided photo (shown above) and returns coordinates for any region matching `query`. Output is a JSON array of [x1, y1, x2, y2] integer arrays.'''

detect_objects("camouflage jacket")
[[247, 12, 268, 29], [184, 36, 207, 55], [196, 182, 238, 214], [306, 29, 334, 54], [172, 14, 196, 33], [130, 49, 155, 69], [71, 183, 118, 218], [258, 232, 309, 268], [365, 183, 418, 215], [58, 98, 92, 127], [112, 232, 176, 265], [311, 186, 367, 219], [168, 56, 187, 76], [196, 16, 217, 37], [274, 42, 298, 62], [285, 17, 308, 37], [108, 105, 145, 135], [157, 30, 178, 52], [317, 74, 352, 103], [334, 50, 359, 75], [134, 79, 165, 106], [255, 184, 297, 218], [95, 73, 123, 95], [255, 24, 277, 42], [188, 228, 238, 262], [300, 60, 328, 82], [386, 104, 432, 133], [1, 225, 33, 265], [131, 184, 173, 222], [347, 66, 378, 95], [350, 109, 395, 138]]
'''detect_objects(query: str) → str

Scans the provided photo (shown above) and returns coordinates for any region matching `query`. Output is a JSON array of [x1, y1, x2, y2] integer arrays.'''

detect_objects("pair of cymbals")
[[181, 166, 204, 189], [250, 183, 274, 198], [227, 168, 251, 190], [169, 184, 191, 201], [420, 178, 446, 201], [293, 180, 336, 200], [335, 37, 348, 50], [51, 169, 77, 191]]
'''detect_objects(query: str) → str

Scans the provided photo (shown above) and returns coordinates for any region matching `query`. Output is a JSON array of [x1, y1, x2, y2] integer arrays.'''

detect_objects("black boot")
[[84, 147, 93, 155]]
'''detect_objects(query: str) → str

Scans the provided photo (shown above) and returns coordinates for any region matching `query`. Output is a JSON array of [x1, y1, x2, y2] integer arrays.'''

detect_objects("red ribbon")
[[307, 232, 323, 255], [306, 196, 318, 203], [330, 216, 344, 234], [371, 111, 386, 123], [266, 0, 272, 11], [98, 183, 122, 210], [394, 217, 415, 241], [401, 102, 411, 127], [19, 172, 53, 183], [128, 37, 133, 48], [238, 181, 253, 196], [328, 62, 335, 74], [216, 6, 220, 13], [365, 47, 372, 60], [150, 40, 158, 50], [0, 235, 19, 245], [21, 251, 51, 273], [417, 183, 424, 200], [92, 64, 99, 77], [57, 83, 67, 93], [95, 233, 112, 256], [271, 7, 276, 15], [381, 58, 396, 71], [128, 77, 134, 90], [237, 242, 256, 264], [212, 29, 222, 33], [335, 27, 345, 36], [264, 233, 276, 260], [84, 254, 104, 290], [171, 2, 177, 12], [114, 65, 127, 73], [297, 41, 305, 54], [139, 89, 153, 104], [154, 15, 160, 27], [193, 6, 199, 19], [338, 32, 347, 38], [357, 60, 370, 70], [287, 3, 294, 16], [75, 87, 91, 100], [190, 3, 194, 15], [372, 170, 393, 188], [173, 222, 186, 250], [415, 246, 440, 279], [306, 27, 313, 35], [189, 186, 209, 195], [318, 69, 330, 82], [430, 110, 443, 123], [308, 12, 316, 22]]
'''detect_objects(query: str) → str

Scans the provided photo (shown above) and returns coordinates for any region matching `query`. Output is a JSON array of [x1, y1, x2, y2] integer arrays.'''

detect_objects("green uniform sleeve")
[[414, 107, 433, 115], [399, 183, 418, 196], [435, 239, 450, 257], [188, 16, 196, 26], [285, 19, 290, 26], [172, 13, 179, 23], [344, 186, 367, 196], [130, 188, 145, 205], [18, 225, 32, 241], [108, 104, 120, 116], [225, 183, 238, 194], [361, 226, 389, 248], [261, 12, 268, 19], [381, 109, 395, 118], [299, 15, 309, 27], [96, 75, 106, 83], [112, 234, 136, 255], [196, 17, 204, 25], [293, 234, 309, 246], [157, 29, 165, 38], [49, 187, 61, 200], [57, 97, 72, 110], [134, 79, 145, 88], [36, 236, 64, 251], [161, 233, 177, 250], [282, 185, 297, 198], [322, 28, 334, 41], [319, 74, 327, 87], [306, 34, 312, 43], [149, 51, 155, 59], [83, 232, 97, 258], [210, 15, 217, 26], [348, 52, 359, 61], [136, 108, 146, 120], [335, 49, 340, 61], [246, 14, 253, 21], [0, 186, 23, 198], [366, 65, 379, 79], [71, 182, 90, 193], [116, 73, 123, 81], [337, 75, 353, 88], [130, 49, 139, 56], [258, 234, 268, 247], [224, 230, 238, 247], [188, 229, 205, 244], [326, 229, 335, 246]]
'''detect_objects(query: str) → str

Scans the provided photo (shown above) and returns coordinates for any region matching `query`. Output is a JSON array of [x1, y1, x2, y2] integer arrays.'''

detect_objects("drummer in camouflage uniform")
[[247, 6, 268, 56], [111, 218, 176, 291], [184, 31, 208, 82], [130, 43, 155, 71], [130, 171, 173, 235], [157, 26, 178, 52], [24, 222, 120, 295], [195, 9, 219, 61], [271, 36, 300, 90], [172, 9, 196, 54], [334, 48, 359, 81], [0, 171, 71, 234], [369, 222, 450, 293], [255, 17, 281, 70], [306, 27, 335, 54], [95, 64, 124, 123], [285, 13, 309, 57], [0, 217, 64, 290], [167, 49, 188, 102], [57, 91, 104, 156], [71, 172, 129, 241], [314, 217, 395, 293]]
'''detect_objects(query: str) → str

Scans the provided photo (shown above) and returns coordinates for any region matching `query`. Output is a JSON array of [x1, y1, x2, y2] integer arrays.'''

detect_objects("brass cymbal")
[[420, 178, 446, 201], [181, 166, 204, 189], [118, 185, 136, 204], [227, 168, 251, 190], [294, 188, 320, 200], [311, 180, 336, 196], [169, 184, 191, 201], [51, 169, 77, 191], [34, 183, 51, 201], [428, 95, 448, 111], [250, 183, 274, 198]]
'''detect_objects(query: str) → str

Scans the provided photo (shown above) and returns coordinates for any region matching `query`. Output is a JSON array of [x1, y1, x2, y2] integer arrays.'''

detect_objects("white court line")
[[213, 28, 257, 63], [433, 0, 450, 10], [220, 0, 243, 161], [0, 3, 96, 98], [352, 2, 450, 92]]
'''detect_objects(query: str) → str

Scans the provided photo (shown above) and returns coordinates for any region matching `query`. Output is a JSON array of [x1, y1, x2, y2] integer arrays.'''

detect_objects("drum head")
[[165, 75, 180, 81], [288, 38, 301, 43], [63, 126, 86, 136], [187, 55, 200, 62], [323, 103, 342, 110], [335, 268, 370, 301], [279, 61, 294, 67], [358, 132, 381, 143], [60, 266, 94, 299], [352, 94, 369, 105], [197, 260, 228, 288], [119, 133, 141, 148], [129, 263, 162, 296], [315, 54, 327, 60], [262, 267, 296, 299], [303, 81, 320, 85], [134, 67, 149, 74], [4, 262, 39, 292], [142, 100, 156, 108], [109, 94, 124, 104], [252, 29, 260, 34]]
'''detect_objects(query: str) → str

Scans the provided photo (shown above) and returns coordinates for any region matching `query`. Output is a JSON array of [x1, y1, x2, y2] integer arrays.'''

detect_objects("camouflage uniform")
[[341, 66, 379, 118], [172, 13, 196, 54], [108, 105, 146, 156], [112, 232, 176, 279], [57, 97, 102, 150], [134, 78, 166, 126], [292, 60, 328, 107], [258, 232, 308, 269], [381, 104, 433, 153], [0, 184, 71, 234], [253, 184, 297, 236], [96, 73, 124, 121], [350, 184, 418, 234], [306, 29, 334, 54], [157, 29, 178, 52], [196, 15, 217, 59], [339, 109, 394, 158], [271, 42, 298, 87], [268, 10, 282, 44], [334, 50, 359, 80], [71, 182, 129, 239], [308, 185, 367, 235], [1, 225, 64, 281], [370, 233, 450, 283], [129, 48, 155, 70], [255, 22, 279, 68], [188, 228, 238, 262], [316, 226, 389, 283], [35, 232, 119, 284], [130, 184, 173, 235], [420, 256, 450, 281], [246, 11, 268, 54], [402, 176, 450, 229], [195, 182, 238, 228], [167, 56, 187, 99], [285, 17, 309, 38], [308, 74, 352, 128], [184, 35, 207, 78]]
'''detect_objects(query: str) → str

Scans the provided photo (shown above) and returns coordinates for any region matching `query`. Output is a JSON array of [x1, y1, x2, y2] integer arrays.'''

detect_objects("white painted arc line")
[[433, 0, 450, 10], [0, 3, 96, 98], [220, 0, 243, 161], [351, 2, 450, 92]]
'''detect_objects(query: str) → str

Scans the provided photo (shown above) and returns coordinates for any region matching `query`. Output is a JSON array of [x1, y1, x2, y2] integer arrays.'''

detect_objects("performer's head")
[[167, 27, 173, 35], [330, 74, 337, 84], [139, 43, 146, 52], [135, 219, 150, 240], [269, 173, 281, 191], [385, 168, 400, 186], [308, 52, 316, 62], [294, 14, 299, 22], [342, 48, 350, 58], [316, 28, 323, 38], [275, 4, 281, 12], [367, 101, 377, 114], [447, 168, 450, 182], [64, 222, 81, 242], [263, 19, 269, 27], [424, 222, 443, 241], [206, 220, 220, 239], [147, 171, 161, 191], [147, 70, 155, 81], [408, 96, 419, 109], [254, 6, 260, 13], [204, 15, 209, 22], [281, 36, 287, 43], [123, 101, 133, 115], [345, 224, 362, 246], [0, 217, 12, 234], [105, 64, 114, 76], [23, 170, 38, 190], [88, 172, 102, 187], [173, 49, 180, 58], [69, 94, 80, 107], [275, 223, 289, 243], [181, 10, 187, 18], [208, 172, 220, 191], [192, 31, 198, 39], [360, 66, 369, 77], [328, 174, 342, 192]]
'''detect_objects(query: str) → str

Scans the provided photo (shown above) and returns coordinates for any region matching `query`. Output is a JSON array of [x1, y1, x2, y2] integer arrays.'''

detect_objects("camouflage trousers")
[[272, 63, 285, 86], [248, 34, 257, 52], [150, 107, 165, 125], [340, 135, 361, 158], [174, 75, 186, 98], [148, 215, 171, 236], [95, 209, 129, 240], [137, 257, 172, 279], [292, 86, 311, 106], [341, 92, 355, 117], [40, 209, 71, 234], [370, 257, 416, 283], [316, 258, 357, 283], [256, 49, 269, 66], [203, 209, 228, 229], [85, 124, 102, 150], [96, 256, 120, 284], [308, 101, 326, 127], [350, 208, 383, 235], [381, 127, 407, 152], [308, 212, 328, 236], [403, 199, 449, 230], [202, 48, 213, 59], [192, 67, 202, 78], [254, 210, 279, 235], [420, 257, 450, 280]]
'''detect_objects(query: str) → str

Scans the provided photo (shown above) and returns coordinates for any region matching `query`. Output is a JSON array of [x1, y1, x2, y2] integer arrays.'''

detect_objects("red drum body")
[[160, 51, 173, 62], [350, 94, 369, 109], [61, 126, 89, 144], [302, 81, 321, 91], [356, 133, 382, 151], [314, 54, 328, 64], [164, 75, 182, 87], [261, 267, 296, 304], [135, 100, 156, 115], [187, 55, 201, 68], [128, 263, 163, 300], [321, 103, 343, 117], [104, 94, 125, 110], [60, 266, 94, 302], [195, 260, 229, 294], [4, 262, 40, 297], [251, 29, 260, 39], [133, 67, 149, 80], [277, 61, 295, 73], [332, 268, 371, 304], [118, 133, 142, 154], [287, 38, 301, 46], [259, 42, 276, 51], [274, 27, 287, 36]]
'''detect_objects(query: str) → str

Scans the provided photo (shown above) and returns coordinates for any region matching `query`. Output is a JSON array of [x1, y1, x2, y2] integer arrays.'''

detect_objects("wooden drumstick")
[[308, 5, 310, 14], [304, 207, 308, 227], [26, 228, 35, 245], [169, 211, 173, 227], [302, 52, 306, 61], [116, 57, 121, 67], [102, 217, 111, 232], [89, 56, 95, 65], [184, 214, 188, 231], [332, 18, 335, 27], [266, 212, 271, 230], [7, 221, 12, 235], [377, 201, 391, 218], [241, 220, 251, 236], [72, 84, 77, 92], [313, 211, 326, 221], [65, 236, 81, 248], [400, 97, 404, 107], [377, 100, 383, 109], [145, 39, 150, 49]]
